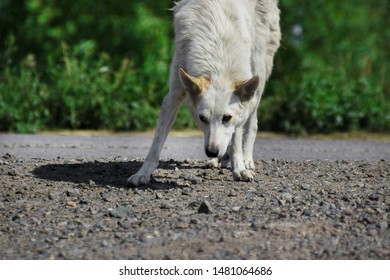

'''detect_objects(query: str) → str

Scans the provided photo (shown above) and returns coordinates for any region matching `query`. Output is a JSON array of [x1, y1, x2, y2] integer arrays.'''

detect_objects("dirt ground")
[[0, 134, 389, 259]]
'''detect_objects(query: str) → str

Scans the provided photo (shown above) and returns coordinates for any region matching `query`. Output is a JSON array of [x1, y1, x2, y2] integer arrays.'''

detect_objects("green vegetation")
[[0, 0, 389, 134], [259, 0, 390, 134]]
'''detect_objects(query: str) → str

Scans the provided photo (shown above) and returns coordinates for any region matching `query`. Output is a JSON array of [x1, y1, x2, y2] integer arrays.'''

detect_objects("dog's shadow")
[[32, 160, 193, 190]]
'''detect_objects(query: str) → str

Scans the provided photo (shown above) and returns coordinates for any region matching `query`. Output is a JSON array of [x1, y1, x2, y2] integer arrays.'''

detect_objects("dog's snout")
[[205, 146, 219, 158], [206, 149, 219, 158]]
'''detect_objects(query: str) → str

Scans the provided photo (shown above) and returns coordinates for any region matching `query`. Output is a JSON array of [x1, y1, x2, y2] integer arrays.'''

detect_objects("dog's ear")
[[234, 75, 260, 102], [179, 68, 208, 101]]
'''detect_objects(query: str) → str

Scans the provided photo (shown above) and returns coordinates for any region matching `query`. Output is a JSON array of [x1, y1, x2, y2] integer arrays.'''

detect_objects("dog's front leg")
[[243, 110, 258, 170], [231, 126, 255, 181], [127, 90, 184, 186]]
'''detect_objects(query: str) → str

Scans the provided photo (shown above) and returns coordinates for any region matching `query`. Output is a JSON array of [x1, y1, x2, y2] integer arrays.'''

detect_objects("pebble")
[[66, 188, 80, 197], [198, 200, 214, 214], [101, 193, 115, 202], [302, 208, 312, 217], [159, 202, 171, 210], [181, 188, 191, 196], [180, 173, 203, 184], [175, 222, 189, 229], [228, 189, 238, 197], [300, 184, 311, 190], [379, 221, 388, 231], [2, 153, 16, 161], [342, 208, 353, 216], [190, 219, 199, 225], [280, 193, 293, 204], [109, 207, 129, 219], [8, 169, 19, 176], [368, 193, 381, 201], [118, 220, 131, 229], [66, 201, 77, 208], [48, 191, 61, 200]]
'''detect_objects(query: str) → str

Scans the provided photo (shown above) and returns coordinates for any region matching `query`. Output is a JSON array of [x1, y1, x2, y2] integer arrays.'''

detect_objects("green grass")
[[0, 0, 389, 134]]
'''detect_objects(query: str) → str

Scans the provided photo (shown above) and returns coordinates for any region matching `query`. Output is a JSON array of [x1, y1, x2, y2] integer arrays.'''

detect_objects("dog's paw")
[[207, 158, 220, 168], [244, 159, 255, 170], [233, 169, 255, 182], [127, 173, 151, 187], [207, 154, 231, 169]]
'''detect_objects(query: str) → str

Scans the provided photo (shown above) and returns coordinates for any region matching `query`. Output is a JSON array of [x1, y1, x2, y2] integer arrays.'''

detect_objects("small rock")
[[80, 229, 89, 238], [12, 214, 21, 221], [379, 221, 388, 231], [48, 191, 60, 200], [278, 211, 288, 218], [302, 208, 311, 216], [141, 234, 155, 243], [198, 200, 213, 214], [3, 153, 16, 161], [310, 193, 321, 202], [361, 215, 373, 224], [181, 188, 191, 196], [188, 201, 200, 209], [109, 207, 129, 218], [281, 193, 293, 203], [231, 206, 241, 212], [101, 194, 114, 202], [79, 199, 88, 205], [368, 193, 381, 201], [318, 189, 326, 195], [66, 201, 77, 208], [118, 220, 131, 229], [190, 219, 199, 225], [8, 169, 19, 177], [66, 188, 80, 197], [88, 180, 96, 186], [228, 189, 238, 197], [251, 221, 265, 231], [342, 208, 353, 216], [175, 222, 189, 229], [159, 202, 171, 210], [181, 173, 203, 184], [300, 184, 311, 190], [155, 192, 163, 199]]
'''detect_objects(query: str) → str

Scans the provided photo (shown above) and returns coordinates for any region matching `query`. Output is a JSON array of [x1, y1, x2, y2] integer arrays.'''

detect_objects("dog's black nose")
[[206, 149, 219, 158]]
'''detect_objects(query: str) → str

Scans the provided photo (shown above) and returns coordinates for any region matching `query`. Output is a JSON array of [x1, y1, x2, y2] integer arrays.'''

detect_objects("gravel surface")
[[0, 135, 389, 259]]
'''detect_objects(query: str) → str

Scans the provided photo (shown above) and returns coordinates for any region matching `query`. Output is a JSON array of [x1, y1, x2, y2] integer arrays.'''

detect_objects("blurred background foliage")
[[0, 0, 389, 134]]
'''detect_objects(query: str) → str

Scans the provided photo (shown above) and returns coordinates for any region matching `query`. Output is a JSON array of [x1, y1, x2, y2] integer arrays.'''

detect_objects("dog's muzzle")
[[205, 148, 219, 158]]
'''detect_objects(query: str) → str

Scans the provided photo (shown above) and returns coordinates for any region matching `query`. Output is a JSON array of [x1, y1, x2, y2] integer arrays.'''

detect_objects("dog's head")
[[179, 68, 259, 158]]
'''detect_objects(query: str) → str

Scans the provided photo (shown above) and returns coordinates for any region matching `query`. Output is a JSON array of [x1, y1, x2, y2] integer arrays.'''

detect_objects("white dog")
[[128, 0, 280, 186]]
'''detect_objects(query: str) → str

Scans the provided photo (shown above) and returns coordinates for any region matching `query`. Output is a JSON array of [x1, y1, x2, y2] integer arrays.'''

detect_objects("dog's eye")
[[199, 115, 208, 123], [222, 115, 232, 122]]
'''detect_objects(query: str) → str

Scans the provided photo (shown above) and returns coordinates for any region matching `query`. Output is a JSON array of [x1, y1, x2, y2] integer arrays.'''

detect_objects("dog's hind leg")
[[127, 89, 184, 186]]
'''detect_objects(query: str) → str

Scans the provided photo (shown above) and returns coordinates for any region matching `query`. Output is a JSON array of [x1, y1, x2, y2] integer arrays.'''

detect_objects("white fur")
[[128, 0, 281, 186]]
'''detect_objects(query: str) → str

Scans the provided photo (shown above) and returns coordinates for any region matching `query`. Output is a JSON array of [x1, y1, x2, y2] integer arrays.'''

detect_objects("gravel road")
[[0, 134, 389, 259]]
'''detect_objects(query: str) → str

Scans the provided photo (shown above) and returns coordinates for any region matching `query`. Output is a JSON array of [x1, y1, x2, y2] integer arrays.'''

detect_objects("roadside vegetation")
[[0, 0, 389, 134]]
